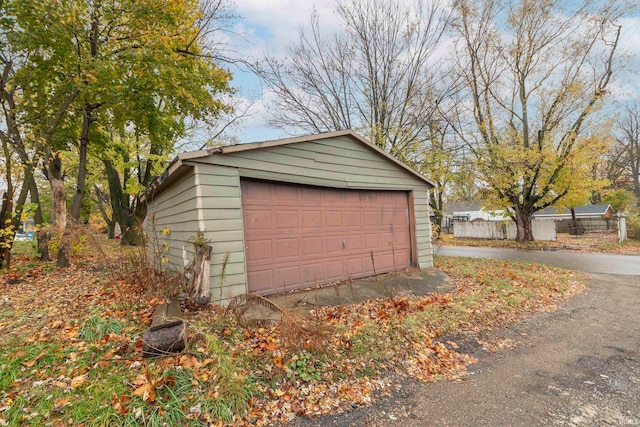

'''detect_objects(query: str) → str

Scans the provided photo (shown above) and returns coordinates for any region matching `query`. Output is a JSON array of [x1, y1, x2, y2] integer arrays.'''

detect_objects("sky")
[[223, 0, 640, 144], [222, 1, 342, 143]]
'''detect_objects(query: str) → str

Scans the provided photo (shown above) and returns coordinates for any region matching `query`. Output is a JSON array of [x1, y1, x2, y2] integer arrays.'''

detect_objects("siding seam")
[[194, 165, 205, 232]]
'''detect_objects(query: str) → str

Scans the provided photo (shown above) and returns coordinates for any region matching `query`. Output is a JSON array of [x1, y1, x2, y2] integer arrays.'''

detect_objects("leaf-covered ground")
[[439, 232, 640, 255], [0, 240, 585, 426]]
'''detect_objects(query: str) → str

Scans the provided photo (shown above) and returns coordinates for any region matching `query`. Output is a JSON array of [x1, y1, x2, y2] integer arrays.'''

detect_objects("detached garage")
[[144, 130, 434, 304]]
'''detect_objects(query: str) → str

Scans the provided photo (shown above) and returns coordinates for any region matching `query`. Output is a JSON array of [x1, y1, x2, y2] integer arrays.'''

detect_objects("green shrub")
[[627, 211, 640, 239]]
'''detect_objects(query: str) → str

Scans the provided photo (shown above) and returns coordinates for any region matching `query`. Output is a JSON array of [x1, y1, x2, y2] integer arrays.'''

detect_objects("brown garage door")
[[241, 180, 412, 294]]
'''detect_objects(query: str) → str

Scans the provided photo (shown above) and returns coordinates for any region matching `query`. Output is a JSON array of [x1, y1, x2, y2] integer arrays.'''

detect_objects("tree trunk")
[[0, 192, 13, 269], [106, 223, 115, 239], [47, 150, 67, 231], [514, 205, 535, 242], [633, 167, 640, 203], [429, 188, 444, 232], [190, 242, 212, 305], [56, 229, 71, 268], [0, 133, 14, 269], [103, 158, 147, 246], [570, 207, 578, 234], [49, 155, 69, 267], [70, 105, 93, 220], [57, 105, 95, 267], [29, 178, 51, 261], [51, 176, 67, 229]]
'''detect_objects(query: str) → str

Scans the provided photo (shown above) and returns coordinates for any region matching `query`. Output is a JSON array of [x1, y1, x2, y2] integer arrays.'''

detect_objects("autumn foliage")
[[0, 241, 584, 426]]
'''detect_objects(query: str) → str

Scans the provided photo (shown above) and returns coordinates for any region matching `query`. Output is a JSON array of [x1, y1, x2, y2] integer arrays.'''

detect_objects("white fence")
[[454, 219, 556, 241]]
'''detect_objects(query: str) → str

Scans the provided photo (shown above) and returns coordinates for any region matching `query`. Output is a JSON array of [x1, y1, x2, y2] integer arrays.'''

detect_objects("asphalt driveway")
[[291, 247, 640, 426]]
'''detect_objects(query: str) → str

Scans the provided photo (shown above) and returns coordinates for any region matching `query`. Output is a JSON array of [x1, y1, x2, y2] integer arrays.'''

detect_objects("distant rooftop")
[[533, 204, 613, 217], [445, 200, 484, 214]]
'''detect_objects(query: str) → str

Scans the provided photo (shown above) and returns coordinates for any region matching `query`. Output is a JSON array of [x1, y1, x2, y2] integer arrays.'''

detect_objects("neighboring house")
[[21, 216, 35, 233], [144, 130, 435, 303], [440, 200, 509, 233], [533, 204, 617, 233]]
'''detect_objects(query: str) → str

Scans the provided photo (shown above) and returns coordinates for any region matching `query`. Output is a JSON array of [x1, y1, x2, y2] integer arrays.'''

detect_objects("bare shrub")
[[227, 293, 332, 353]]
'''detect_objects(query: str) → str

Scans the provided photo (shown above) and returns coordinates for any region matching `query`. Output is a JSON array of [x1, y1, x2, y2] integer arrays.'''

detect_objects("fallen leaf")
[[132, 383, 155, 403], [53, 396, 70, 411], [23, 351, 46, 367], [71, 375, 87, 388]]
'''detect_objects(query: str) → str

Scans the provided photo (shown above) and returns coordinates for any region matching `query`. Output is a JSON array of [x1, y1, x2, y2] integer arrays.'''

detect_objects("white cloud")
[[233, 0, 340, 57], [226, 88, 289, 142]]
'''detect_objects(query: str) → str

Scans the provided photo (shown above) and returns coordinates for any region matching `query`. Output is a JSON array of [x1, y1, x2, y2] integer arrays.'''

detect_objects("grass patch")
[[438, 232, 640, 255], [78, 315, 124, 342], [9, 240, 39, 257]]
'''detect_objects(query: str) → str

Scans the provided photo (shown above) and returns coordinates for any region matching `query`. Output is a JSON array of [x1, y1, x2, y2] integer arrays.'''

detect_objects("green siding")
[[145, 170, 200, 275], [194, 165, 246, 304]]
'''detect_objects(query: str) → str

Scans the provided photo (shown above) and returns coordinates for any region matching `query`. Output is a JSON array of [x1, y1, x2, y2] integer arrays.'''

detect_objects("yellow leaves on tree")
[[453, 0, 623, 241]]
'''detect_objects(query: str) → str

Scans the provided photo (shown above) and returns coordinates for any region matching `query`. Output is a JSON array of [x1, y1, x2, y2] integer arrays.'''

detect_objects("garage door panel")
[[379, 232, 395, 246], [342, 191, 357, 203], [379, 253, 398, 271], [394, 210, 409, 224], [302, 263, 324, 284], [345, 258, 364, 276], [275, 210, 298, 229], [361, 192, 378, 203], [345, 234, 362, 250], [393, 250, 411, 266], [301, 210, 322, 228], [274, 238, 299, 258], [244, 209, 272, 230], [276, 266, 301, 288], [363, 211, 379, 226], [301, 236, 323, 255], [363, 233, 379, 249], [242, 181, 271, 201], [324, 260, 345, 281], [323, 235, 343, 251], [323, 211, 343, 227], [248, 269, 273, 293], [242, 180, 411, 294], [246, 239, 272, 262], [363, 255, 375, 272], [273, 184, 298, 201], [380, 211, 395, 224], [322, 190, 343, 203], [344, 211, 361, 226], [393, 231, 410, 246], [300, 189, 322, 202]]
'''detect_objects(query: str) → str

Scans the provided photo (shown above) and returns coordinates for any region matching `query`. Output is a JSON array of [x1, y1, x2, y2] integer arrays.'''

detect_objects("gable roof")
[[445, 200, 484, 214], [533, 204, 613, 218], [145, 130, 434, 201]]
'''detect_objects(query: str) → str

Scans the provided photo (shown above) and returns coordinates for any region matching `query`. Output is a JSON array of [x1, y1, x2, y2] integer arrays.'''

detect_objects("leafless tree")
[[613, 103, 640, 201], [256, 0, 452, 162]]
